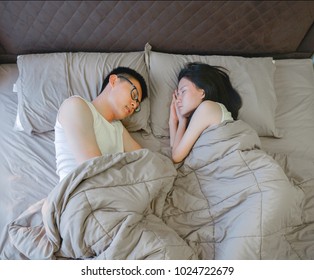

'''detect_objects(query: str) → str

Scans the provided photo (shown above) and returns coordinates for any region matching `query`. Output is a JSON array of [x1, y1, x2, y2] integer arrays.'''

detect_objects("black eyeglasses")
[[117, 75, 141, 112]]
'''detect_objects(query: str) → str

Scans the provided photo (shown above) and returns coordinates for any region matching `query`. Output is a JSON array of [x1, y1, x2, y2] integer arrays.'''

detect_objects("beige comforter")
[[7, 120, 305, 259], [163, 120, 304, 259], [8, 150, 196, 259]]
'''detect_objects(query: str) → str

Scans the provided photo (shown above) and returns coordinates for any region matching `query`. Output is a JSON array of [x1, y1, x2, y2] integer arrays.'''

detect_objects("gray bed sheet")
[[0, 64, 59, 252]]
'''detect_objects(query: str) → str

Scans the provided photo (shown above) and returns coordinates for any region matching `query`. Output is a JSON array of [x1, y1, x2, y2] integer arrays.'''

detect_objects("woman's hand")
[[169, 90, 179, 125], [169, 90, 180, 148]]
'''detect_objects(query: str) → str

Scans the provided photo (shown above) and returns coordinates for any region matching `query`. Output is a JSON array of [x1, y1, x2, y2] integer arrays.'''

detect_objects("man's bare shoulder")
[[58, 96, 92, 124], [60, 96, 89, 109]]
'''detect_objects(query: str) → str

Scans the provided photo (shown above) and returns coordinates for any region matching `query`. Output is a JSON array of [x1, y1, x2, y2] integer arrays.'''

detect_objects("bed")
[[0, 1, 313, 260]]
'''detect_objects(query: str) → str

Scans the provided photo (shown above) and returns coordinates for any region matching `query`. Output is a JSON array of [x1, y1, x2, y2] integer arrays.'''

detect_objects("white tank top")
[[218, 102, 233, 122], [54, 96, 124, 181]]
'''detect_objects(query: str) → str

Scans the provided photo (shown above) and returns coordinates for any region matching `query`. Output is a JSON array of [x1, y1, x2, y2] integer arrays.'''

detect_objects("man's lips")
[[125, 106, 131, 114]]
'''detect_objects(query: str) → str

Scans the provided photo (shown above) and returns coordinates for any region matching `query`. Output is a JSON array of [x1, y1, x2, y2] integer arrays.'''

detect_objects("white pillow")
[[147, 48, 280, 137], [15, 52, 150, 134]]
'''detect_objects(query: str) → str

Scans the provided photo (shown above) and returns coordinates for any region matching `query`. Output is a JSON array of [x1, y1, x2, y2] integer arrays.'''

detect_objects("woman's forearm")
[[171, 119, 187, 162], [169, 119, 178, 148]]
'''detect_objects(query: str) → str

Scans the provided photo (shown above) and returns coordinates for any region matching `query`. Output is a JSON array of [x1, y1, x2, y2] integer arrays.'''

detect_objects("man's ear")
[[109, 74, 118, 88]]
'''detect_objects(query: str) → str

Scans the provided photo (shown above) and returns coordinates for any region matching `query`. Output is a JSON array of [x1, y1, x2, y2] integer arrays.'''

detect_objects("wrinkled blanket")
[[7, 150, 196, 260], [7, 120, 305, 260], [163, 120, 305, 259]]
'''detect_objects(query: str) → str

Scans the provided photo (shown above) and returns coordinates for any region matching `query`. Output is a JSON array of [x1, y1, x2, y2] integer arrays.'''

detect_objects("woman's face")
[[176, 77, 204, 117]]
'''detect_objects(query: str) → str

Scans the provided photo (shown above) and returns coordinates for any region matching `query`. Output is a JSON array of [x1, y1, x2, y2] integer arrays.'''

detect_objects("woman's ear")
[[200, 89, 206, 100]]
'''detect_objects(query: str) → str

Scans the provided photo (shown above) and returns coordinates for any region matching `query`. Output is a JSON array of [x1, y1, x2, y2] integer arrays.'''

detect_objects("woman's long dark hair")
[[178, 62, 242, 119]]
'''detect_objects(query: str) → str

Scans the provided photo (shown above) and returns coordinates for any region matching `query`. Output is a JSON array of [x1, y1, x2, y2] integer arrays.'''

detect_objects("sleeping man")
[[54, 67, 148, 181]]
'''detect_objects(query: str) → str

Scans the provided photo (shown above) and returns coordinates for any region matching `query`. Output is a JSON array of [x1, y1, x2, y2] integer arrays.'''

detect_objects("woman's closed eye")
[[177, 90, 186, 97]]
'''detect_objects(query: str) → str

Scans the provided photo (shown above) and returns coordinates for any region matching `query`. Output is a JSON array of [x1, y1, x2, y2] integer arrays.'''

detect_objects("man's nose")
[[130, 100, 137, 109]]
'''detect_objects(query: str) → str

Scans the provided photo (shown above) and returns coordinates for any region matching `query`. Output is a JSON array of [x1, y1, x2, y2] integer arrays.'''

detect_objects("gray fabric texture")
[[163, 120, 304, 259], [6, 121, 304, 259], [8, 149, 196, 260]]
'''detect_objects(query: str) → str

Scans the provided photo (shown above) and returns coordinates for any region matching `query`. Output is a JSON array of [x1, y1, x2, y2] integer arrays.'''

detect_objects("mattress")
[[0, 52, 314, 259]]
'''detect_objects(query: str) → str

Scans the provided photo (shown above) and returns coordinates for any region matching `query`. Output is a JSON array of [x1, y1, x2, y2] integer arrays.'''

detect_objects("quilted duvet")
[[7, 121, 304, 259], [7, 150, 195, 260], [163, 120, 304, 259]]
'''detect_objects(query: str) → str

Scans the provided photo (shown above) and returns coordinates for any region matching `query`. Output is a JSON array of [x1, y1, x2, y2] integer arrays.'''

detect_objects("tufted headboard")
[[0, 0, 313, 63]]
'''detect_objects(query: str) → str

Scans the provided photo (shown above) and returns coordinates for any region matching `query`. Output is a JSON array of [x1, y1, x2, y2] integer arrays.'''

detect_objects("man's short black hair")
[[100, 67, 148, 100]]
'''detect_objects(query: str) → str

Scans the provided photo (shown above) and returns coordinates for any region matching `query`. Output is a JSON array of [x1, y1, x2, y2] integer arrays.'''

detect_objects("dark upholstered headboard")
[[0, 1, 313, 63]]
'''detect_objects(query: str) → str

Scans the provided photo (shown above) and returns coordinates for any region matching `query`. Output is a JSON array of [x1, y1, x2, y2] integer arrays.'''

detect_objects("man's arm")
[[122, 126, 142, 152], [58, 97, 102, 164]]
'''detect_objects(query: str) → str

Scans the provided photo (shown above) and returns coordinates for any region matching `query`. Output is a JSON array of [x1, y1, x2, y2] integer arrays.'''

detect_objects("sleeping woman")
[[169, 62, 242, 163], [166, 62, 303, 259]]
